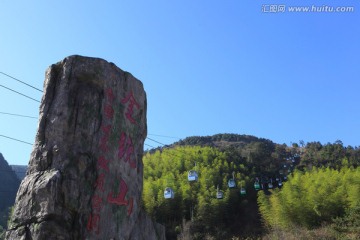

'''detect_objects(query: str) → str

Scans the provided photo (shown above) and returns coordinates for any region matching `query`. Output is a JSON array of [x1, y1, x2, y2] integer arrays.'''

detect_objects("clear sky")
[[0, 0, 359, 165]]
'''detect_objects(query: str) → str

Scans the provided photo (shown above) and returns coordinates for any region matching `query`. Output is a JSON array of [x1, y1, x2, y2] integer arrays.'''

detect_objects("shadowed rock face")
[[6, 56, 165, 240]]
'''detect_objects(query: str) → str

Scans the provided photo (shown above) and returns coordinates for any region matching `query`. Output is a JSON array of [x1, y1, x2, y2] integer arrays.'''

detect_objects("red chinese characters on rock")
[[94, 173, 106, 192], [97, 156, 110, 172], [118, 132, 137, 169], [91, 195, 103, 213], [121, 91, 140, 124], [104, 88, 115, 121], [104, 104, 114, 119], [107, 178, 134, 216], [87, 213, 101, 234], [87, 88, 116, 235], [99, 125, 111, 152], [87, 88, 140, 235], [127, 197, 134, 216], [107, 179, 129, 206], [105, 88, 115, 103]]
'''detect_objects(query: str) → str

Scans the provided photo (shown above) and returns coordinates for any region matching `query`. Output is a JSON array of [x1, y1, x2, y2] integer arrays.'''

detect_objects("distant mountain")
[[0, 153, 20, 228], [173, 133, 275, 149], [10, 165, 27, 181]]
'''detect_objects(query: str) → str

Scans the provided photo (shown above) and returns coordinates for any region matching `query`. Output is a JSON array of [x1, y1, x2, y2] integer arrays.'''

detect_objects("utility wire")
[[146, 137, 168, 146], [146, 137, 186, 154], [145, 143, 157, 149], [0, 84, 40, 103], [0, 71, 43, 92], [145, 139, 187, 159], [148, 133, 180, 139], [0, 134, 33, 145], [0, 111, 37, 119], [144, 143, 178, 159]]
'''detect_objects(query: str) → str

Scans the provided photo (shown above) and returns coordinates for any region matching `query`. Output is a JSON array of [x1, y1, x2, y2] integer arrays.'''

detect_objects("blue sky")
[[0, 0, 359, 165]]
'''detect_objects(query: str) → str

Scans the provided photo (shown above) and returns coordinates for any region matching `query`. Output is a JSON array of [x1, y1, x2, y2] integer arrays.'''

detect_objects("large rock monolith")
[[5, 55, 165, 240]]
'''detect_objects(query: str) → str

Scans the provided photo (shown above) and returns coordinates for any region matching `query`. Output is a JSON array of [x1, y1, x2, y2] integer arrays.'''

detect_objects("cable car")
[[216, 185, 224, 199], [240, 187, 246, 195], [228, 179, 236, 188], [254, 181, 261, 190], [188, 170, 198, 182], [228, 172, 236, 188], [278, 181, 283, 187], [217, 190, 224, 199], [164, 187, 175, 199], [268, 179, 273, 189]]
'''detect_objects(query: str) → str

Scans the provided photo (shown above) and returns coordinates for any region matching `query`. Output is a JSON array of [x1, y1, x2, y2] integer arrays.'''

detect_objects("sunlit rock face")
[[5, 55, 165, 240]]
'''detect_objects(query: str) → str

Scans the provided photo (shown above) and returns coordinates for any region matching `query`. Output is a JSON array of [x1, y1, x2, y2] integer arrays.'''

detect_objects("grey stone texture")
[[5, 56, 165, 240]]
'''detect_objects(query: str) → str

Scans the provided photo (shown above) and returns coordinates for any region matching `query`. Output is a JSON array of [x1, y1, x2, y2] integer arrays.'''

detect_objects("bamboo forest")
[[142, 134, 360, 239]]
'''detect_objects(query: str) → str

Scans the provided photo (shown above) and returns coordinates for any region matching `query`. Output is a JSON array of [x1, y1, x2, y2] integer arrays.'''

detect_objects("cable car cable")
[[146, 137, 167, 146], [0, 111, 37, 119], [0, 134, 33, 145], [0, 84, 40, 103], [0, 71, 43, 92], [147, 133, 180, 139]]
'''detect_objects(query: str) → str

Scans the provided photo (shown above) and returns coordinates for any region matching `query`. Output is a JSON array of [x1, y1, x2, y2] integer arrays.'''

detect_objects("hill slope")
[[143, 133, 360, 239], [0, 153, 20, 229]]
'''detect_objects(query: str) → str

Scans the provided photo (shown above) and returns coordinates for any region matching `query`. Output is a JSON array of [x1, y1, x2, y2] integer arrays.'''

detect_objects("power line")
[[0, 111, 37, 119], [0, 71, 43, 92], [0, 83, 40, 103], [145, 139, 188, 159], [0, 134, 33, 145], [148, 133, 180, 139], [145, 143, 157, 149], [146, 137, 168, 146], [146, 137, 187, 152]]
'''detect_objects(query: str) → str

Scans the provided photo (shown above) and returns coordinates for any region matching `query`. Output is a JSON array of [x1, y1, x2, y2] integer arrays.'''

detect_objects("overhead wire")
[[0, 74, 186, 160], [146, 137, 169, 146], [0, 76, 40, 153], [145, 136, 192, 160], [0, 83, 40, 103], [0, 134, 33, 145], [148, 133, 180, 139], [0, 71, 43, 92], [145, 143, 157, 149], [0, 111, 37, 119]]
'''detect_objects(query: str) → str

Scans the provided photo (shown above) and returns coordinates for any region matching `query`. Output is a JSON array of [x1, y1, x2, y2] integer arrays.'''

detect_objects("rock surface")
[[5, 55, 165, 240]]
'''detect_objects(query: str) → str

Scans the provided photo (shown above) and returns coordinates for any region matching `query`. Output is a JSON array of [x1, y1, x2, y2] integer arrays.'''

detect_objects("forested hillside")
[[1, 134, 359, 239], [0, 153, 20, 237], [258, 167, 360, 238], [143, 134, 360, 239]]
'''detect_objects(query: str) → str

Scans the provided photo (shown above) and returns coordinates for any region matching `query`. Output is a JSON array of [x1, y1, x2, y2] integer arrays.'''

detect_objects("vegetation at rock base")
[[142, 134, 360, 239]]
